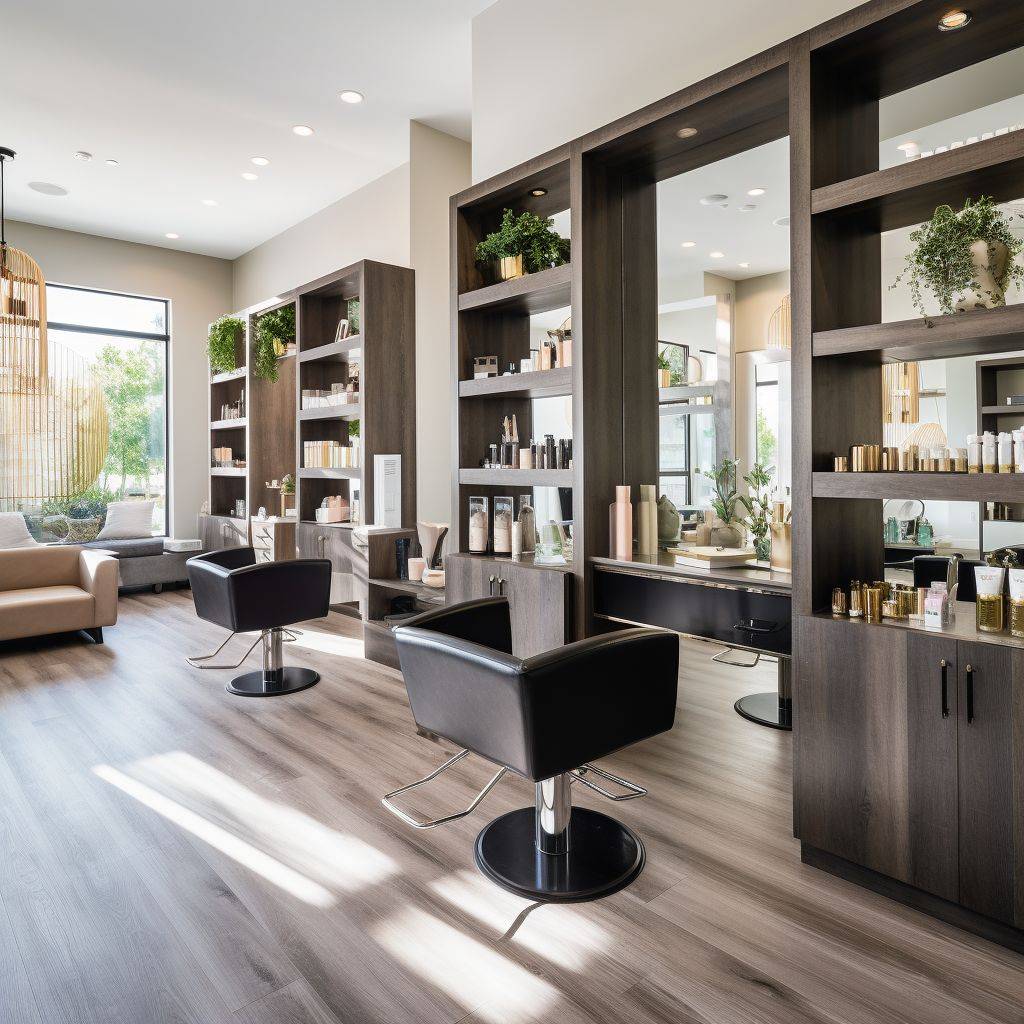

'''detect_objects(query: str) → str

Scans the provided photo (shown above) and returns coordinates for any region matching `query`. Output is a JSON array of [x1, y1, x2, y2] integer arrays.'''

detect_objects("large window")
[[25, 285, 169, 539], [754, 359, 792, 496]]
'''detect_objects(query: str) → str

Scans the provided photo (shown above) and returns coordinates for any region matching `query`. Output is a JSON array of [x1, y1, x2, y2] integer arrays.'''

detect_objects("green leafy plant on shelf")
[[280, 473, 295, 495], [346, 298, 360, 335], [253, 304, 296, 382], [475, 208, 571, 276], [348, 419, 360, 441], [738, 462, 775, 562], [701, 458, 740, 526], [893, 196, 1024, 320], [207, 316, 244, 375]]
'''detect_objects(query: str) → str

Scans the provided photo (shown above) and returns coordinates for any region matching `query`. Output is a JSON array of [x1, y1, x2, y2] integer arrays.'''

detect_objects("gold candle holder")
[[865, 586, 883, 623], [832, 587, 848, 616], [834, 455, 849, 472], [849, 582, 864, 618]]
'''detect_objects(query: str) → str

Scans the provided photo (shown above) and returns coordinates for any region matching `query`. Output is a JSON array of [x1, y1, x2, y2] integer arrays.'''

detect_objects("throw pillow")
[[97, 500, 155, 540], [0, 512, 39, 548]]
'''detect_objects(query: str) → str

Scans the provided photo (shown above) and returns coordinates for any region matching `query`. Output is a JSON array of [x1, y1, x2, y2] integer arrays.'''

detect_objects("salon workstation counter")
[[590, 553, 792, 729]]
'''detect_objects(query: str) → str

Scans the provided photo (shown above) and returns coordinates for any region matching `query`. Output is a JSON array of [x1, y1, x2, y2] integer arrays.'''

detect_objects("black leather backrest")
[[400, 597, 513, 654], [187, 549, 256, 630], [393, 626, 532, 774]]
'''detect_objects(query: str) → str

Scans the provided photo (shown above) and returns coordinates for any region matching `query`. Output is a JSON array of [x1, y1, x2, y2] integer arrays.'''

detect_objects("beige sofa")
[[0, 546, 118, 643]]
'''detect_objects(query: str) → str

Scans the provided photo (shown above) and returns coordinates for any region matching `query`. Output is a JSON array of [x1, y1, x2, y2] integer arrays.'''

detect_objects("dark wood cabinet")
[[446, 553, 572, 658], [198, 513, 247, 551], [797, 615, 1024, 934], [957, 642, 1015, 924]]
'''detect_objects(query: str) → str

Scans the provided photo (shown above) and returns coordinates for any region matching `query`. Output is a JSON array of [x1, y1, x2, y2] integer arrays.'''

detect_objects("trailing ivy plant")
[[207, 315, 244, 375], [892, 196, 1024, 320], [475, 209, 571, 275], [253, 304, 296, 382]]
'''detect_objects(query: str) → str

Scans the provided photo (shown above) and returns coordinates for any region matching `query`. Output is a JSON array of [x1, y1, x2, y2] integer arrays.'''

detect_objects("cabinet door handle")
[[965, 663, 975, 724], [498, 576, 507, 596], [488, 574, 496, 596], [940, 659, 950, 718]]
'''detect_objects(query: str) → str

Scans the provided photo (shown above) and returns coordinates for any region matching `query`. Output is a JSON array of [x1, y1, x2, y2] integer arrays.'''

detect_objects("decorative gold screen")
[[882, 361, 921, 425]]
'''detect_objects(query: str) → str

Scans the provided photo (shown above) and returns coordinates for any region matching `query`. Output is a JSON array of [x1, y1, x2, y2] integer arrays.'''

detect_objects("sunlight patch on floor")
[[372, 907, 557, 1023], [287, 627, 365, 659], [431, 870, 612, 971], [128, 752, 398, 892], [93, 764, 336, 907]]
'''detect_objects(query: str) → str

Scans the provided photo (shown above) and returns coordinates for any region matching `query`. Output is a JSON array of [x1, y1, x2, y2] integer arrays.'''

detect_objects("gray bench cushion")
[[80, 537, 165, 558]]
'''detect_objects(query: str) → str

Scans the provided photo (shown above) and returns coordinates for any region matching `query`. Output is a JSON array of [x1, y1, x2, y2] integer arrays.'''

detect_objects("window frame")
[[45, 281, 172, 537]]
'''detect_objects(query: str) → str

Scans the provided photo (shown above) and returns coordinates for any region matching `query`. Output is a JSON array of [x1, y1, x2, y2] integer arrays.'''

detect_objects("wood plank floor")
[[1, 589, 1021, 1024]]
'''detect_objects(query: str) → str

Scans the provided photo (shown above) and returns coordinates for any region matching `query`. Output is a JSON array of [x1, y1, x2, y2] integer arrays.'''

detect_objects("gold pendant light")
[[767, 293, 791, 350], [0, 147, 108, 511]]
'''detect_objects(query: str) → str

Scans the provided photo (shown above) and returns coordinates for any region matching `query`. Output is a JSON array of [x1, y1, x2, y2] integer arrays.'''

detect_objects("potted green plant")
[[207, 315, 244, 375], [739, 462, 775, 562], [702, 458, 743, 547], [893, 196, 1023, 320], [253, 304, 296, 382], [475, 208, 571, 283], [279, 473, 295, 517], [657, 351, 672, 389]]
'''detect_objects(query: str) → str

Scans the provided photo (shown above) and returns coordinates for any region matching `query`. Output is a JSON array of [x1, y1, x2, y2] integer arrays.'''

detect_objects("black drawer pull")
[[965, 664, 974, 724], [940, 659, 949, 719], [488, 574, 496, 596]]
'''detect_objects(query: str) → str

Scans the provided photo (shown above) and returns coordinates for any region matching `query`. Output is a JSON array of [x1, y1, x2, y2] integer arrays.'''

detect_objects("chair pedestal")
[[474, 773, 645, 903], [227, 628, 319, 697]]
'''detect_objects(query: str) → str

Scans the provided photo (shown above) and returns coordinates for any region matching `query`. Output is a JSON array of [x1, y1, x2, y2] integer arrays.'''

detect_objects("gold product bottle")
[[1011, 598, 1024, 638], [976, 593, 1005, 633], [865, 586, 883, 623]]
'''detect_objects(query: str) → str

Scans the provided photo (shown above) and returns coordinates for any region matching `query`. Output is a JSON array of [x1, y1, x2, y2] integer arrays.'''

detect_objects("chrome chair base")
[[475, 806, 645, 903], [227, 666, 320, 697]]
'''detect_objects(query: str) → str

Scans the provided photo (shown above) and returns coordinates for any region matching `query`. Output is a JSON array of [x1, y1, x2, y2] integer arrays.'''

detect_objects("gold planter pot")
[[494, 255, 525, 282]]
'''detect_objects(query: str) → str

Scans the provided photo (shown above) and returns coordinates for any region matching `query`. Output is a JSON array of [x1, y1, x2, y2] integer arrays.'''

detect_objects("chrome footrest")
[[571, 763, 647, 801], [186, 631, 263, 670], [382, 749, 507, 829]]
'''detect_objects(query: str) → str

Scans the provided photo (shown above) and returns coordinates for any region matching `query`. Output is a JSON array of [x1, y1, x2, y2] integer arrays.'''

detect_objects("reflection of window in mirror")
[[654, 136, 791, 516]]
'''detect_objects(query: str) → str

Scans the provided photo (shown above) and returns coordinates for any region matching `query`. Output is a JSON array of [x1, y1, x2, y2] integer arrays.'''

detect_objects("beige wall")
[[735, 271, 790, 354], [232, 165, 411, 311], [6, 220, 233, 539], [471, 0, 863, 181], [409, 123, 472, 525]]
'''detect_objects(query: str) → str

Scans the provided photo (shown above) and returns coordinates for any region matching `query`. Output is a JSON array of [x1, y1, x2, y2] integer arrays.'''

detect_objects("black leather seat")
[[386, 597, 679, 902], [912, 555, 983, 602], [186, 547, 331, 696]]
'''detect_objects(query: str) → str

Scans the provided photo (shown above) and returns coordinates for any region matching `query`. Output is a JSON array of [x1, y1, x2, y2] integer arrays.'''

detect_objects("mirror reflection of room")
[[651, 137, 791, 559]]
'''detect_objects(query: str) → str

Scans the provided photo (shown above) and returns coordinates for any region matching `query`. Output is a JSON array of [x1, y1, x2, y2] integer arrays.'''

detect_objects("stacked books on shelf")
[[211, 446, 243, 468], [303, 440, 360, 469], [302, 383, 358, 409]]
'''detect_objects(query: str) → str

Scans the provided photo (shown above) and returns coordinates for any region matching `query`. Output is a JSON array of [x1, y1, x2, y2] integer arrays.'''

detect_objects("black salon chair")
[[384, 597, 678, 902], [186, 547, 331, 696]]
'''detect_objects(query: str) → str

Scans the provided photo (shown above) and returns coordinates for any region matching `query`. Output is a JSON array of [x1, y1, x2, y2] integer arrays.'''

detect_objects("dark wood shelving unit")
[[813, 471, 1024, 502], [458, 366, 572, 400], [811, 130, 1024, 229], [813, 304, 1024, 361], [457, 263, 572, 315], [297, 336, 361, 364]]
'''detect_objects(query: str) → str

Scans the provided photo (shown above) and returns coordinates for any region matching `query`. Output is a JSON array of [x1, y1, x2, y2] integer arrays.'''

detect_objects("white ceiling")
[[1, 0, 492, 259]]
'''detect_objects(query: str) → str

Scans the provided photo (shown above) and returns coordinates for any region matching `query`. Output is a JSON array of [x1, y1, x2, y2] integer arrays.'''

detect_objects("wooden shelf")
[[811, 131, 1024, 230], [298, 467, 360, 480], [459, 467, 573, 487], [658, 384, 714, 403], [981, 405, 1024, 417], [209, 418, 246, 430], [813, 471, 1024, 502], [368, 577, 446, 604], [298, 337, 361, 364], [458, 263, 571, 316], [210, 467, 247, 477], [459, 366, 572, 400], [210, 367, 246, 384], [299, 403, 360, 421], [813, 305, 1024, 362]]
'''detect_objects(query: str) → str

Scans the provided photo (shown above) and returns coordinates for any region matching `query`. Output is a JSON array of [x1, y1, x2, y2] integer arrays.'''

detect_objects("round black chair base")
[[227, 667, 320, 697], [734, 691, 792, 730], [475, 806, 645, 903]]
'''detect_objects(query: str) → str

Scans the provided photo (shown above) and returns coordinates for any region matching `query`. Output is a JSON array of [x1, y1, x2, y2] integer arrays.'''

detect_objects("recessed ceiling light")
[[938, 10, 971, 30], [681, 240, 696, 248], [165, 232, 179, 240], [339, 90, 364, 104], [709, 251, 725, 259], [250, 156, 270, 166], [529, 187, 548, 197], [773, 216, 790, 227], [739, 262, 750, 268], [675, 127, 699, 139], [747, 186, 767, 197], [292, 125, 315, 136], [105, 158, 119, 167], [241, 172, 258, 181], [202, 198, 218, 206], [700, 194, 728, 206], [74, 150, 93, 162], [739, 203, 757, 212], [28, 181, 68, 197]]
